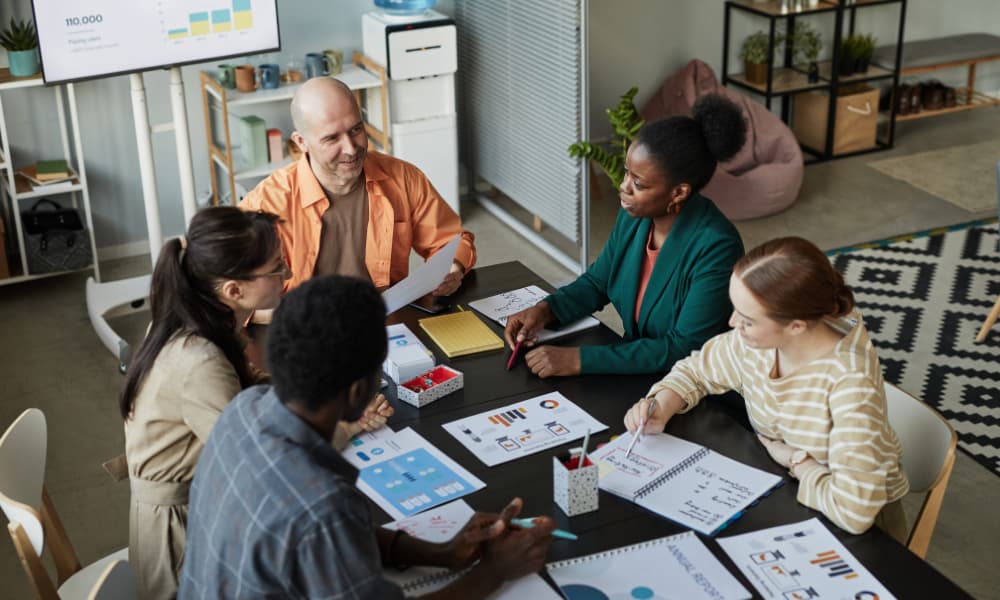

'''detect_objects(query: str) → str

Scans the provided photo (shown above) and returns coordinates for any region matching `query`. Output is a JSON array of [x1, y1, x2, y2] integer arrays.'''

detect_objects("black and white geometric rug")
[[829, 221, 1000, 477]]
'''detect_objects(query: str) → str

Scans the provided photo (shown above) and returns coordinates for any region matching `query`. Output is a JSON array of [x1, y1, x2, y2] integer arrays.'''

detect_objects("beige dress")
[[124, 333, 243, 600]]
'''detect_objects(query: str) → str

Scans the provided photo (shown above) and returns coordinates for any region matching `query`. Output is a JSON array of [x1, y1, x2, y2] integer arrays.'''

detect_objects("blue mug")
[[259, 63, 280, 89], [304, 53, 330, 79]]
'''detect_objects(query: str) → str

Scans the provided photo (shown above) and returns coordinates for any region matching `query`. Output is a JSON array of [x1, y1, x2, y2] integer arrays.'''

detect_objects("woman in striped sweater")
[[625, 237, 909, 539]]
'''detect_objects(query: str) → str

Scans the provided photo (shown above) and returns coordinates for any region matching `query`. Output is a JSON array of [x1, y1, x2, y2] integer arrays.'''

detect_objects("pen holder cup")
[[397, 365, 463, 408], [553, 453, 598, 517]]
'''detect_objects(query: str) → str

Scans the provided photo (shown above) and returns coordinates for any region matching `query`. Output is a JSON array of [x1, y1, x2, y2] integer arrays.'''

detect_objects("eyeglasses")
[[241, 262, 291, 281]]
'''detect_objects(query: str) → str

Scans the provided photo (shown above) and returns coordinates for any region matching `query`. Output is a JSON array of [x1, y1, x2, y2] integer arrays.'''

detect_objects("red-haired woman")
[[625, 236, 909, 539]]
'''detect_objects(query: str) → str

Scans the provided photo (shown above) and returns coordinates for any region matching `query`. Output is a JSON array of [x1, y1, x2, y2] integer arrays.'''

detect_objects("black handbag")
[[20, 198, 92, 274]]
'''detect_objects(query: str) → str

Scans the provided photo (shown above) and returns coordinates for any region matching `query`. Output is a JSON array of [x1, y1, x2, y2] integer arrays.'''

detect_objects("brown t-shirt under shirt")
[[312, 178, 370, 282]]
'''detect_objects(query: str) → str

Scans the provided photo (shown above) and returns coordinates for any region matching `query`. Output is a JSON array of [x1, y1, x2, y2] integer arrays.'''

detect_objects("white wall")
[[587, 0, 1000, 140], [1, 0, 452, 255]]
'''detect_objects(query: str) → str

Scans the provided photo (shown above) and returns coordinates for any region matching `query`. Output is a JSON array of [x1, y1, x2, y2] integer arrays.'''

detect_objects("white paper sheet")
[[383, 500, 475, 543], [353, 427, 486, 520], [467, 285, 600, 343], [717, 518, 896, 600], [441, 392, 608, 466], [382, 235, 460, 314], [547, 530, 750, 600], [385, 568, 561, 599]]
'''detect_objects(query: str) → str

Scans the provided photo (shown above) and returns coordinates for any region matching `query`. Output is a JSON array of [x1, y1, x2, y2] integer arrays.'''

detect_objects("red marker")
[[506, 339, 524, 370]]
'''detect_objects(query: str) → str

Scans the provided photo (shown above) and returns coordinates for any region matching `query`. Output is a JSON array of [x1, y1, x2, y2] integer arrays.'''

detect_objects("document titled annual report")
[[591, 432, 782, 535]]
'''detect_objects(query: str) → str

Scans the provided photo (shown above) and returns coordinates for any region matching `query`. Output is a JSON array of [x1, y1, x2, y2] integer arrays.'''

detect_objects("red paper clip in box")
[[553, 450, 598, 516], [397, 365, 463, 408]]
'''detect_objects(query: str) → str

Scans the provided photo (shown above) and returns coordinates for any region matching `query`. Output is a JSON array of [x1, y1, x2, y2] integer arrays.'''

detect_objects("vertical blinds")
[[455, 0, 584, 244]]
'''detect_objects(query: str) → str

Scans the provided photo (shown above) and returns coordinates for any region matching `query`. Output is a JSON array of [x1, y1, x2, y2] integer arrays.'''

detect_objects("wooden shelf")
[[729, 67, 827, 94], [895, 89, 1000, 121], [730, 0, 837, 16], [204, 63, 382, 108], [818, 60, 894, 83], [0, 67, 44, 90]]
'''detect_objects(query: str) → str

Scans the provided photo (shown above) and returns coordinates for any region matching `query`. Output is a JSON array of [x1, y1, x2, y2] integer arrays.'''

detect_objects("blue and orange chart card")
[[441, 392, 607, 467], [717, 518, 895, 600]]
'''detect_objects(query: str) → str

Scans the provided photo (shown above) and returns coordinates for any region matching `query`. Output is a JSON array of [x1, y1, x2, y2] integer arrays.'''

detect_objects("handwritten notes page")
[[592, 433, 783, 535], [547, 530, 750, 600], [383, 500, 475, 543], [467, 285, 599, 342], [718, 518, 895, 600]]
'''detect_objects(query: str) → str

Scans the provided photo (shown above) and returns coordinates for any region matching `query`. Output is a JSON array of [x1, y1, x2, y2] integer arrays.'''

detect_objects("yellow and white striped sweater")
[[648, 309, 909, 534]]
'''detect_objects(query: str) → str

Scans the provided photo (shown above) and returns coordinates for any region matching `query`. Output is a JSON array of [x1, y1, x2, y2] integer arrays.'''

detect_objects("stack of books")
[[16, 160, 76, 187]]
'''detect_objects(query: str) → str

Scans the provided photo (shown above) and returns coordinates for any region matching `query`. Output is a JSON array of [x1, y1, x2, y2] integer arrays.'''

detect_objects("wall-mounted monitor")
[[31, 0, 280, 84]]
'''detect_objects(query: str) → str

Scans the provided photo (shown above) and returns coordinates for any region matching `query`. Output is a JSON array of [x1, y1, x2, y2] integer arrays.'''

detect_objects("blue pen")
[[510, 518, 578, 541]]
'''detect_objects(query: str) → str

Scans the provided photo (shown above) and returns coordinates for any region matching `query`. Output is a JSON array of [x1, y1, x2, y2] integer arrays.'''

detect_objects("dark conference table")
[[378, 262, 971, 599]]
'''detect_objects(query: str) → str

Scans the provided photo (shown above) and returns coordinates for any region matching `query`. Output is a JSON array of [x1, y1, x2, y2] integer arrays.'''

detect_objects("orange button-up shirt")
[[239, 151, 476, 291]]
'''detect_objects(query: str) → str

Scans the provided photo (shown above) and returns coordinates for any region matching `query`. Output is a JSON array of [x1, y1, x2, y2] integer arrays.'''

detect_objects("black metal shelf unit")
[[721, 0, 907, 162]]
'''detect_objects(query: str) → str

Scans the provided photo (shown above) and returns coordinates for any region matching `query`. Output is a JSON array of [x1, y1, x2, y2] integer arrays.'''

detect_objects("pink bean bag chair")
[[641, 59, 803, 221]]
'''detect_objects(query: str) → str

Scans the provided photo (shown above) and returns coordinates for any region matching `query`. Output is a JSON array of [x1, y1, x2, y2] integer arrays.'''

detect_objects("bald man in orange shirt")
[[240, 77, 475, 298]]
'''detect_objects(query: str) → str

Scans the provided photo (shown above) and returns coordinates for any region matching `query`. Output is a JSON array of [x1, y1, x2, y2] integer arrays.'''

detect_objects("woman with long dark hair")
[[505, 94, 747, 378], [625, 237, 909, 539]]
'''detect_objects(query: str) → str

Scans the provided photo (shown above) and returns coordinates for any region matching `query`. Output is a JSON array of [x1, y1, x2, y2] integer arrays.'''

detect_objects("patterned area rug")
[[829, 220, 1000, 477]]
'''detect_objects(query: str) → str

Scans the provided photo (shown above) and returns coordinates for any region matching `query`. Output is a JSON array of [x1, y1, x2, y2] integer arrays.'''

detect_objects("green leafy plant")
[[0, 18, 37, 52], [790, 22, 822, 63], [568, 87, 644, 188], [741, 31, 774, 65], [858, 33, 877, 60]]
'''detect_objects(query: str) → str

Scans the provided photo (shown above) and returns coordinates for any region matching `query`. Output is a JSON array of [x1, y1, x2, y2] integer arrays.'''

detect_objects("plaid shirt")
[[178, 385, 405, 599]]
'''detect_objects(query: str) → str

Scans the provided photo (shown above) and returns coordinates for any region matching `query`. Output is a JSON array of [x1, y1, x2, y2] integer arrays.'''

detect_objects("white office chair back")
[[0, 408, 48, 556], [884, 383, 953, 492], [87, 560, 137, 600]]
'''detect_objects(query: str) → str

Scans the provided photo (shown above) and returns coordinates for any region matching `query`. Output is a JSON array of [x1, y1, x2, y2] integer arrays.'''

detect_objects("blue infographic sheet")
[[348, 427, 485, 519]]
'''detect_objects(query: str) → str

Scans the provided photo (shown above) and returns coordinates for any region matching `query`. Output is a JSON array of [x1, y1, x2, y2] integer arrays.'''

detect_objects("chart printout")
[[442, 393, 607, 466]]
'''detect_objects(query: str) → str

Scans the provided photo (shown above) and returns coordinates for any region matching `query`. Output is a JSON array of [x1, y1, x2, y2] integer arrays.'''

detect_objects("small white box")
[[553, 453, 599, 517], [397, 366, 463, 408], [384, 324, 434, 383]]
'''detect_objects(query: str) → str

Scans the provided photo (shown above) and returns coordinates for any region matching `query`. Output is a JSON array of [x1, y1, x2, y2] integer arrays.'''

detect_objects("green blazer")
[[546, 194, 743, 375]]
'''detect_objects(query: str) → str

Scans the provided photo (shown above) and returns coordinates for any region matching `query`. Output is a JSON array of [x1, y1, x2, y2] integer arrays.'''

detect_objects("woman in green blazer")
[[505, 95, 747, 377]]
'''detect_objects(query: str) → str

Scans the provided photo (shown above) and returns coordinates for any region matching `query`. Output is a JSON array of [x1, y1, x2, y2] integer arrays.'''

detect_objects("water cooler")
[[362, 9, 460, 214]]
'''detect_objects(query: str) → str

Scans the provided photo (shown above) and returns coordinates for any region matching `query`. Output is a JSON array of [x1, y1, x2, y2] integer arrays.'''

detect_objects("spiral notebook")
[[383, 568, 560, 598], [591, 432, 783, 535], [547, 530, 750, 600]]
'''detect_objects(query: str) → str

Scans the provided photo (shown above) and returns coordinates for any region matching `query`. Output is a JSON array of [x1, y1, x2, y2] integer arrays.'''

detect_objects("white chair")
[[86, 560, 136, 600], [884, 383, 958, 558], [0, 409, 128, 599]]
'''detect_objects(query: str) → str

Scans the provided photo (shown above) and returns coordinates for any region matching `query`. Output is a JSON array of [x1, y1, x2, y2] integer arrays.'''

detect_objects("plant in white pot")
[[1, 18, 39, 78]]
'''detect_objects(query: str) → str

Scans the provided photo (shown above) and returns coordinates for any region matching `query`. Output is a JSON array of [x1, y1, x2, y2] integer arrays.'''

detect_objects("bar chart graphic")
[[810, 550, 858, 580], [488, 407, 527, 427], [162, 0, 255, 41]]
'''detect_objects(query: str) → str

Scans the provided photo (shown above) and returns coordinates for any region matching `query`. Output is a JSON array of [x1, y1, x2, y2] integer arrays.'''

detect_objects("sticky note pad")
[[418, 311, 504, 358]]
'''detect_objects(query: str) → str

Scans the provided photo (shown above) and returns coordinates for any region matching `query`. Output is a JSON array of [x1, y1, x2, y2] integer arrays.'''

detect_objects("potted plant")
[[568, 87, 644, 188], [839, 34, 860, 76], [791, 22, 823, 83], [0, 18, 39, 78], [855, 33, 877, 73], [741, 31, 773, 85]]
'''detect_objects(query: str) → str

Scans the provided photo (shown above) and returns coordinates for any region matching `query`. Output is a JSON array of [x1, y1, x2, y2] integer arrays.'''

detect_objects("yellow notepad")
[[418, 310, 504, 358]]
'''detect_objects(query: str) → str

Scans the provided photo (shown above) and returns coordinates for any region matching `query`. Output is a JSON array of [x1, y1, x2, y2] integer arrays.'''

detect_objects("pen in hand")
[[510, 517, 577, 541], [625, 398, 657, 458], [506, 339, 523, 370]]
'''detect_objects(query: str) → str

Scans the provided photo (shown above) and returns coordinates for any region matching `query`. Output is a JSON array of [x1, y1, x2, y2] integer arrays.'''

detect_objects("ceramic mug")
[[323, 49, 344, 76], [304, 53, 330, 79], [259, 63, 280, 89], [217, 64, 237, 89], [235, 64, 257, 93]]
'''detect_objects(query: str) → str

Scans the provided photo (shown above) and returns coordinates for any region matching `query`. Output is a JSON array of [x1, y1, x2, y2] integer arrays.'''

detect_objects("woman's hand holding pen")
[[624, 390, 685, 435]]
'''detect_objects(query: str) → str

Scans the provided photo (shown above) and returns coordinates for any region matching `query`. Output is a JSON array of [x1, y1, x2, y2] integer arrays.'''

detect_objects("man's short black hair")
[[267, 275, 387, 410]]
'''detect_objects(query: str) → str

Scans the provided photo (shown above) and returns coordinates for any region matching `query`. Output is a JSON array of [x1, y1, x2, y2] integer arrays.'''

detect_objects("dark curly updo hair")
[[634, 94, 747, 195]]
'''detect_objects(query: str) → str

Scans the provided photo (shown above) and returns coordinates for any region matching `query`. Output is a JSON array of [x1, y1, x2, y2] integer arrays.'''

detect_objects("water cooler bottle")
[[362, 9, 460, 214]]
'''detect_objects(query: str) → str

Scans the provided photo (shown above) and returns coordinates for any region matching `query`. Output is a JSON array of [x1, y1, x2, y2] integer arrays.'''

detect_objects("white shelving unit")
[[199, 52, 390, 206], [0, 68, 99, 285]]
